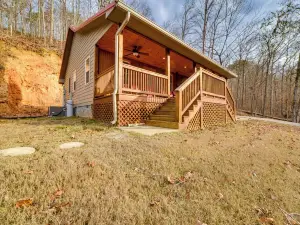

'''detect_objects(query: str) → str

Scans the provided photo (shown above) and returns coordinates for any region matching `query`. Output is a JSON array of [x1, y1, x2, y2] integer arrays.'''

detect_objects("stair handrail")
[[226, 85, 235, 114], [175, 69, 202, 123]]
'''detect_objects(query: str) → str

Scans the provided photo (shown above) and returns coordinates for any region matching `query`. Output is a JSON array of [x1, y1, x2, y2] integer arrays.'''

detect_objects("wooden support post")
[[199, 67, 203, 100], [118, 32, 123, 94], [225, 80, 228, 124], [200, 102, 204, 129], [193, 61, 197, 72], [199, 67, 204, 129], [173, 72, 177, 91], [175, 90, 182, 123], [166, 48, 171, 96]]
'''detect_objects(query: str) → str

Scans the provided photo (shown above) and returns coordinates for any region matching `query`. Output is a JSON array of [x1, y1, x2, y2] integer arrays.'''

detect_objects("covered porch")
[[93, 24, 235, 129]]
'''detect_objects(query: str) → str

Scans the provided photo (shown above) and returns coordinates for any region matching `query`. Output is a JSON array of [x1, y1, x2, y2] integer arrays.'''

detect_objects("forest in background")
[[0, 0, 299, 122]]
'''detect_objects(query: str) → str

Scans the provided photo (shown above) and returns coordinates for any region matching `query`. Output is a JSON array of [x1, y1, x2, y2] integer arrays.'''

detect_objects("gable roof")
[[59, 0, 237, 83]]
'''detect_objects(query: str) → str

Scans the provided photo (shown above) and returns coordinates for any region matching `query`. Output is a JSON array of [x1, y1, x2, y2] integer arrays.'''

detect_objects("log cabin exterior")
[[59, 1, 237, 130]]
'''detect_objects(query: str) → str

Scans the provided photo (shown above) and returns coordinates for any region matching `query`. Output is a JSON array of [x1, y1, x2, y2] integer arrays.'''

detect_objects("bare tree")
[[126, 0, 153, 21]]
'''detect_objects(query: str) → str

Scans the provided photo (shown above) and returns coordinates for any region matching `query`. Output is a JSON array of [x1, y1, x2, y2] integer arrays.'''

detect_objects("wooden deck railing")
[[95, 66, 114, 97], [202, 69, 226, 97], [122, 64, 169, 97], [175, 70, 202, 123]]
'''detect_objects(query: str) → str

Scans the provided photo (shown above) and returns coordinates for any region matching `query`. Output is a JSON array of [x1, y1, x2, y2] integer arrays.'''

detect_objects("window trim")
[[73, 70, 76, 92], [85, 56, 90, 85]]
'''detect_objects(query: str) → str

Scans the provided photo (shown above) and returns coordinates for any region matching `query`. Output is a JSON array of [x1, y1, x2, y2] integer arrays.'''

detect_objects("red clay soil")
[[0, 42, 62, 117]]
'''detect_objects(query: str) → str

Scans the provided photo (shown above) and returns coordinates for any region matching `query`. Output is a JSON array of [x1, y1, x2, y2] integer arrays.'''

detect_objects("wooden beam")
[[173, 73, 177, 92], [193, 61, 197, 72], [166, 48, 171, 96], [94, 45, 99, 97], [118, 32, 123, 94]]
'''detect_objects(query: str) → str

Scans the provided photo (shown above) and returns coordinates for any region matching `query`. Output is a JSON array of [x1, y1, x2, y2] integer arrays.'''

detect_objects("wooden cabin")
[[59, 1, 237, 130]]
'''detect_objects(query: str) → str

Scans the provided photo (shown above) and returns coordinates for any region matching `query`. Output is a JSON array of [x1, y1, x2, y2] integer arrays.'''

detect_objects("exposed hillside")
[[0, 39, 62, 117]]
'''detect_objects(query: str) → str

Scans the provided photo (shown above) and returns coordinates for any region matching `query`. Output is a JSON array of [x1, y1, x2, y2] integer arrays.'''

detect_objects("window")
[[68, 77, 71, 93], [73, 70, 76, 92], [85, 56, 90, 84]]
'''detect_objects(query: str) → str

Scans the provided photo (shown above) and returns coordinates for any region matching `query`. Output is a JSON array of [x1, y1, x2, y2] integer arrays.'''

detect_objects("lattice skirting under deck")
[[203, 102, 226, 128], [93, 101, 113, 124], [187, 110, 202, 131], [118, 100, 162, 126]]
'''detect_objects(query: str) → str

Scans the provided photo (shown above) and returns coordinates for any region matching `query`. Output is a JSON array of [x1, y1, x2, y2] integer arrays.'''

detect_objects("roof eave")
[[59, 28, 74, 84]]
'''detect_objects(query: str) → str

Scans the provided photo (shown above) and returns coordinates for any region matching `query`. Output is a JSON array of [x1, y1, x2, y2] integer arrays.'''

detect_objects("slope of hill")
[[0, 39, 62, 117]]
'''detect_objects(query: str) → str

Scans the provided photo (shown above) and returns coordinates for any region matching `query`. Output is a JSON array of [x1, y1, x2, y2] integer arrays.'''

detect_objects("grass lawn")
[[0, 117, 300, 224]]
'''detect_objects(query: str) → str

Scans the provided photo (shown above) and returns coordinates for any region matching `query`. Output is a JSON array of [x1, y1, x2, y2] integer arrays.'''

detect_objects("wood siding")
[[99, 50, 114, 73], [64, 21, 113, 107]]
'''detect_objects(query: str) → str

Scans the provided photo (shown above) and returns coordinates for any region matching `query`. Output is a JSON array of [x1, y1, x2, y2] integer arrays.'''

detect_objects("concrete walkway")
[[237, 116, 300, 127], [119, 125, 178, 136]]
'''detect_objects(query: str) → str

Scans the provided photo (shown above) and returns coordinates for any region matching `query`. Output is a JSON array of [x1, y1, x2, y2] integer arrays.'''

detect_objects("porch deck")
[[93, 63, 235, 130]]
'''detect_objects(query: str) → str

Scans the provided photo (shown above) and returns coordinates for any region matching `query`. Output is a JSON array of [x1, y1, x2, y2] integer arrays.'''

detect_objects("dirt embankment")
[[0, 41, 62, 117]]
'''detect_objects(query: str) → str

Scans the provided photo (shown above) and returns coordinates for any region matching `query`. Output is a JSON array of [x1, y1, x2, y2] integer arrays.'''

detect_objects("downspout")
[[111, 12, 131, 125]]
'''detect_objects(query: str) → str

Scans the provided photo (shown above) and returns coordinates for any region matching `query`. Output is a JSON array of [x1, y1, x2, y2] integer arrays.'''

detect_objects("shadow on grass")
[[0, 117, 116, 132]]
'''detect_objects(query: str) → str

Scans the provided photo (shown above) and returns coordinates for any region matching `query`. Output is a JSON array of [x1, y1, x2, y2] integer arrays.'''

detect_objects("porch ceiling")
[[106, 2, 237, 79], [97, 25, 194, 77]]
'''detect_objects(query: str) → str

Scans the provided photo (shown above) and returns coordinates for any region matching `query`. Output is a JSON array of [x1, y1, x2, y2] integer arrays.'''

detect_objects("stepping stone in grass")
[[0, 147, 35, 156], [59, 142, 84, 149]]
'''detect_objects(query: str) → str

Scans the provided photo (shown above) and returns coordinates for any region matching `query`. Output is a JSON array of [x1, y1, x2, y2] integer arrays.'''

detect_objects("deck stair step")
[[146, 98, 179, 129], [154, 111, 176, 116], [150, 115, 176, 122], [146, 120, 179, 129]]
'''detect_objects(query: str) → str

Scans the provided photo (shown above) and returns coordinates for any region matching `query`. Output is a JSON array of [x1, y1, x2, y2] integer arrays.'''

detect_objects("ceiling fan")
[[124, 46, 149, 58]]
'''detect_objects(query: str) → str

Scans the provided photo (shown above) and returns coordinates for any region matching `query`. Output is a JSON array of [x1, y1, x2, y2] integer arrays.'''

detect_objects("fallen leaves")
[[23, 170, 34, 174], [87, 161, 95, 167], [217, 192, 224, 200], [16, 198, 33, 208], [49, 201, 71, 213], [256, 207, 275, 225], [50, 189, 64, 201], [259, 217, 275, 224], [167, 171, 193, 185], [149, 199, 160, 207]]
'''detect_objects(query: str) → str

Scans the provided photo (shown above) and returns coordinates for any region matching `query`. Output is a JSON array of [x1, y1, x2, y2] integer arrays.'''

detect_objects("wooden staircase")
[[146, 96, 203, 129], [146, 68, 236, 130], [146, 98, 179, 129]]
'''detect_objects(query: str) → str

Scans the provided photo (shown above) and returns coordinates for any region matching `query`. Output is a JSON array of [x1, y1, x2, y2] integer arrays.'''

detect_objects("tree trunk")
[[0, 10, 2, 29], [262, 59, 270, 116], [269, 62, 274, 116], [280, 68, 284, 117], [72, 0, 75, 25], [42, 3, 46, 45], [292, 53, 300, 122], [241, 61, 246, 109], [50, 0, 54, 45], [202, 0, 209, 54], [297, 97, 300, 123]]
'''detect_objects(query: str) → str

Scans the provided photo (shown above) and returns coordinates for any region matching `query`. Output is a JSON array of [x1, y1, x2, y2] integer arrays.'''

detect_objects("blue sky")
[[144, 0, 282, 26]]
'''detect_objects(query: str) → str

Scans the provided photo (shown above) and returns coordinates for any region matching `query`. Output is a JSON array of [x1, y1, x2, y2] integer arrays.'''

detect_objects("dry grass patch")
[[0, 117, 300, 224]]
